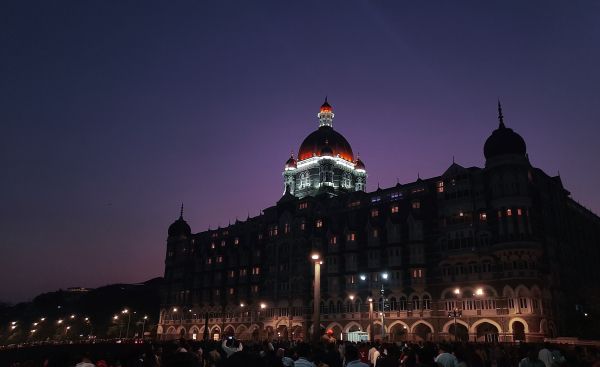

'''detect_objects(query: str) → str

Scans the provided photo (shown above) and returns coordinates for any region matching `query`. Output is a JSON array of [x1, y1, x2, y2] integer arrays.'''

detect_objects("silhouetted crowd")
[[5, 339, 600, 367]]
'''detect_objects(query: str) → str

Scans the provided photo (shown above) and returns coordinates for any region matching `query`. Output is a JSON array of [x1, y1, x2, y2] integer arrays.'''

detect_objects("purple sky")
[[2, 1, 599, 303]]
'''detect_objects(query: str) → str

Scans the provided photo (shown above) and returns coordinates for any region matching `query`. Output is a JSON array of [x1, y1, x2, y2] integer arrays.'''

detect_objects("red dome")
[[284, 155, 297, 169], [298, 126, 354, 161]]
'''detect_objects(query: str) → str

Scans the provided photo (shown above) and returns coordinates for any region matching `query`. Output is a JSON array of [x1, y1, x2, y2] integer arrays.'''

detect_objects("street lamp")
[[141, 316, 148, 339], [367, 297, 374, 342], [311, 253, 322, 344], [448, 308, 462, 342], [122, 309, 131, 339], [360, 272, 389, 341]]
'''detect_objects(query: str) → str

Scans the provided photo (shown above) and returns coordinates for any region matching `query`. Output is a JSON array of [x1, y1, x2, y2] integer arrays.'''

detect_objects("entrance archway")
[[388, 322, 409, 342], [413, 323, 433, 342], [513, 321, 525, 341], [276, 325, 289, 341], [449, 323, 469, 342], [476, 322, 499, 342]]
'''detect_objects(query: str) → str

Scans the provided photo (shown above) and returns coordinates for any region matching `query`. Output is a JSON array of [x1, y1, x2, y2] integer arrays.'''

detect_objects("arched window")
[[390, 297, 398, 311], [346, 300, 353, 313], [399, 296, 407, 311], [355, 299, 362, 312], [337, 301, 343, 313], [422, 295, 431, 310], [328, 301, 335, 314], [411, 295, 420, 310]]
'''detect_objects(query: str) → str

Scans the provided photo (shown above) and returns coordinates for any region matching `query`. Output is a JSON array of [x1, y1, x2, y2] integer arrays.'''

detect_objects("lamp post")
[[311, 253, 322, 344], [113, 315, 122, 339], [122, 309, 131, 339], [360, 272, 388, 341], [141, 316, 148, 339], [380, 272, 389, 340], [260, 302, 267, 340], [448, 308, 462, 342], [368, 297, 374, 342]]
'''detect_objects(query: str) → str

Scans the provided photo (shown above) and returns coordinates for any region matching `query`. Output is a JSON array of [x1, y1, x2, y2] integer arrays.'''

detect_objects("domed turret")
[[168, 204, 191, 237], [284, 153, 297, 170], [484, 101, 527, 160], [355, 156, 366, 172]]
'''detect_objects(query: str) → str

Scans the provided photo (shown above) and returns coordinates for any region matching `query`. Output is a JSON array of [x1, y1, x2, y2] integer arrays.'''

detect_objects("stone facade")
[[157, 101, 600, 343]]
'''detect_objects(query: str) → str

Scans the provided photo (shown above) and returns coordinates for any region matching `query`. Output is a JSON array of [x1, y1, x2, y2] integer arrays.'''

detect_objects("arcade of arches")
[[158, 316, 548, 343]]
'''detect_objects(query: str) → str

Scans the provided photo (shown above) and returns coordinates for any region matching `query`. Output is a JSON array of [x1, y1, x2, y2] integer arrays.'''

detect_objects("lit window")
[[251, 285, 259, 293], [229, 288, 235, 295], [221, 240, 225, 247], [436, 181, 444, 193], [300, 221, 306, 231], [391, 205, 399, 213], [212, 233, 218, 238], [412, 268, 424, 278], [347, 233, 356, 241], [252, 267, 260, 275], [507, 209, 512, 216], [217, 256, 223, 263], [371, 208, 379, 217], [258, 234, 263, 240], [371, 196, 381, 203], [349, 200, 361, 208], [372, 229, 378, 238], [273, 226, 278, 236], [330, 236, 337, 245], [299, 202, 308, 209], [215, 289, 220, 296], [480, 213, 487, 221], [211, 243, 216, 249], [239, 269, 247, 276], [228, 271, 235, 278], [284, 223, 290, 234], [517, 208, 522, 216], [459, 211, 464, 217], [497, 210, 502, 218], [391, 191, 402, 200], [412, 201, 421, 209], [207, 258, 212, 264], [234, 237, 239, 245], [316, 219, 323, 228]]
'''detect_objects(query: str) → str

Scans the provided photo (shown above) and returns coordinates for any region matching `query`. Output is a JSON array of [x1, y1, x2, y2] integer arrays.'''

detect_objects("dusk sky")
[[2, 1, 599, 303]]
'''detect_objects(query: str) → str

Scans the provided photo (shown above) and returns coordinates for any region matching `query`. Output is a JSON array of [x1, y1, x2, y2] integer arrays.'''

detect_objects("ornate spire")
[[318, 97, 334, 127], [498, 99, 505, 129], [179, 203, 184, 219]]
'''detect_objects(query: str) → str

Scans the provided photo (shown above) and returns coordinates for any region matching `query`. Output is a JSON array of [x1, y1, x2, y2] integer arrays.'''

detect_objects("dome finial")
[[180, 202, 184, 219], [318, 97, 334, 127], [498, 99, 505, 128]]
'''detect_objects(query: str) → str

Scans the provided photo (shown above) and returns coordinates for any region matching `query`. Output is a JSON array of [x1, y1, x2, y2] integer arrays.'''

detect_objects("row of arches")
[[159, 317, 552, 342]]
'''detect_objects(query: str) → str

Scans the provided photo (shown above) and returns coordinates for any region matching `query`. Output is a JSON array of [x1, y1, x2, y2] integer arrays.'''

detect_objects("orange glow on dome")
[[297, 127, 354, 161]]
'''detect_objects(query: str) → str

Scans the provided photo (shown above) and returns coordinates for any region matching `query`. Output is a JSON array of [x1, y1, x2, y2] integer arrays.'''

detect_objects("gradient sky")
[[2, 0, 599, 303]]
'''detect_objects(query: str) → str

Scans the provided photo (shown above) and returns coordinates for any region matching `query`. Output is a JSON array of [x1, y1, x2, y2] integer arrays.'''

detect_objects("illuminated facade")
[[157, 101, 600, 343]]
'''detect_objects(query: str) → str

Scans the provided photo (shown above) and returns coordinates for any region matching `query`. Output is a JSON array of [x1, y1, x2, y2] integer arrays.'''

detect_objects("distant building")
[[157, 100, 600, 343]]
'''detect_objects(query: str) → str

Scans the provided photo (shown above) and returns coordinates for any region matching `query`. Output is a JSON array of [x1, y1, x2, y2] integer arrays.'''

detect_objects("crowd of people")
[[4, 338, 600, 367]]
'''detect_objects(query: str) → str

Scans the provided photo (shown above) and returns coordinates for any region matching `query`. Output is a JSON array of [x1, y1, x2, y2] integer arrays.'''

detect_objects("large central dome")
[[297, 98, 354, 161], [298, 125, 354, 161]]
